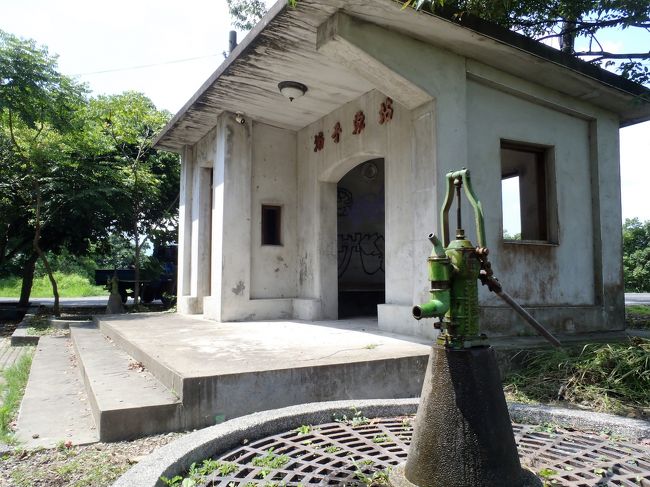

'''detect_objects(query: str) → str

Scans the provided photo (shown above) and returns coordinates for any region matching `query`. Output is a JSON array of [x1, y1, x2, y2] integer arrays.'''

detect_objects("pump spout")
[[413, 234, 451, 320]]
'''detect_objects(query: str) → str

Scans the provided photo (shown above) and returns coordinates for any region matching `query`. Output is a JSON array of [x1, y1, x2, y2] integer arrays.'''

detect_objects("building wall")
[[177, 20, 624, 337], [466, 80, 595, 306], [296, 89, 431, 333], [250, 123, 298, 299]]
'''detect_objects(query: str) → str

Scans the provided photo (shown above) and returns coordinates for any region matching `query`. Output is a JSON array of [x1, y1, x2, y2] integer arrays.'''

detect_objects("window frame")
[[500, 139, 558, 246], [261, 204, 283, 246]]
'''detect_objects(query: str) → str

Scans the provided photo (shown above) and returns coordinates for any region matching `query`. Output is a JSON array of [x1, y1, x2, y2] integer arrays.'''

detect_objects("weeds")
[[353, 460, 391, 486], [334, 407, 371, 427], [251, 448, 290, 479], [161, 459, 238, 486], [503, 338, 650, 415], [0, 349, 34, 443], [25, 316, 57, 337]]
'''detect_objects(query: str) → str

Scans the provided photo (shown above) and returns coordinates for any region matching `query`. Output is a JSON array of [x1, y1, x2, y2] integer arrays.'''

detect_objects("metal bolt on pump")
[[389, 169, 560, 487]]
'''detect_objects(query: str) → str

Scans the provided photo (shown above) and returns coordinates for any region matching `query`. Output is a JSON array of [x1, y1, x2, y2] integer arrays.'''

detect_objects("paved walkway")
[[14, 336, 98, 448]]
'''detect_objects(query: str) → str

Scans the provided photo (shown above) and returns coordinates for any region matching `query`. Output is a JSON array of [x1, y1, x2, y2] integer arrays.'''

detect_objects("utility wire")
[[73, 53, 223, 76]]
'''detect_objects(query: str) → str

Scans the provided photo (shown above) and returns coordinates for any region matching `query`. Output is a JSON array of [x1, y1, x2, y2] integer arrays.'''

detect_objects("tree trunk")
[[133, 218, 140, 307], [18, 252, 38, 307], [560, 19, 577, 54], [33, 188, 60, 316]]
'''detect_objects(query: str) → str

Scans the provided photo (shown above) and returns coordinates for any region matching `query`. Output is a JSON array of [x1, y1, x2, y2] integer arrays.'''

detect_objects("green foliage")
[[161, 459, 237, 487], [353, 461, 391, 486], [251, 448, 290, 478], [294, 424, 312, 435], [33, 248, 99, 281], [0, 349, 34, 443], [503, 229, 522, 240], [226, 0, 267, 30], [503, 338, 650, 415], [622, 218, 650, 292], [334, 407, 371, 427], [0, 272, 107, 298], [407, 0, 650, 83], [0, 30, 179, 307]]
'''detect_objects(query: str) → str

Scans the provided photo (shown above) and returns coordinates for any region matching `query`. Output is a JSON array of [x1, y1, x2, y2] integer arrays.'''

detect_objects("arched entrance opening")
[[336, 159, 385, 318]]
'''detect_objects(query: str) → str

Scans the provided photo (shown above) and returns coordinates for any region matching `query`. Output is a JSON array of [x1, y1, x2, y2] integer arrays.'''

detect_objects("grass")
[[0, 272, 107, 298], [626, 304, 650, 329], [0, 349, 34, 443], [503, 337, 650, 416]]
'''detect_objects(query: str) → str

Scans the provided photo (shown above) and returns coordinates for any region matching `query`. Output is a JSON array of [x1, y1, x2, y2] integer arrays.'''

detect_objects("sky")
[[2, 0, 648, 227]]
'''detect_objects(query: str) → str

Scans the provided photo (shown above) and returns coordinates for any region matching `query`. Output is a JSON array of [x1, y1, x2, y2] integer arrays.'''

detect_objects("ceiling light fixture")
[[278, 81, 308, 102]]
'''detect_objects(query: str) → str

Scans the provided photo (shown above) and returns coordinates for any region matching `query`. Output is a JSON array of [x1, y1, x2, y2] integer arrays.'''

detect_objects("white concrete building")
[[155, 0, 650, 339]]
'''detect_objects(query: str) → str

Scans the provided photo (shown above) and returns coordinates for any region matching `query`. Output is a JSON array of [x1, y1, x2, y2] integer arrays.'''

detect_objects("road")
[[625, 293, 650, 305], [0, 296, 109, 308]]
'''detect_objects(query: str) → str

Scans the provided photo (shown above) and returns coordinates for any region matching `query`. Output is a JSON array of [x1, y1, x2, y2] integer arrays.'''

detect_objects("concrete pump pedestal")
[[390, 345, 541, 487]]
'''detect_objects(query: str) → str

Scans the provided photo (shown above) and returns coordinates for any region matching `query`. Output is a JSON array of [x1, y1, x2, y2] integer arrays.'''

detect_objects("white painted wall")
[[250, 123, 298, 299]]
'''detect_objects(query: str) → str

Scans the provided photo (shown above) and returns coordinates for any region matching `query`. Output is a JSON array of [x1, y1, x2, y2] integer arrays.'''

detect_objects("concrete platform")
[[96, 313, 431, 433]]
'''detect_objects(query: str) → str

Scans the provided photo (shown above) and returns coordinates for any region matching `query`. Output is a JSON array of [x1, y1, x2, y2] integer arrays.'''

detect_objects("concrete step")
[[15, 336, 98, 448], [96, 315, 184, 401], [70, 324, 182, 442], [11, 314, 40, 346]]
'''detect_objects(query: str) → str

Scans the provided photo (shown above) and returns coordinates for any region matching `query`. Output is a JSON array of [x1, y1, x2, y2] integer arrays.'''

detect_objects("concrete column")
[[318, 182, 338, 319], [179, 153, 212, 314], [204, 113, 253, 321], [592, 115, 625, 329], [177, 146, 194, 298]]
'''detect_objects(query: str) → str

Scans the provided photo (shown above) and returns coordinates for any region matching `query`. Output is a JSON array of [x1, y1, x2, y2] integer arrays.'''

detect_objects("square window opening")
[[501, 141, 555, 243], [262, 205, 282, 246]]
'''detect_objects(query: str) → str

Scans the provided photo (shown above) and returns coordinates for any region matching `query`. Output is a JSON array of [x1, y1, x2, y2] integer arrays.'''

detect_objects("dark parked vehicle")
[[95, 245, 177, 304]]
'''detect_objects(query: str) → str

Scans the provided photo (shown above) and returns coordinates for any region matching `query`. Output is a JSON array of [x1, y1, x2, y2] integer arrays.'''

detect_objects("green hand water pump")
[[412, 169, 561, 349]]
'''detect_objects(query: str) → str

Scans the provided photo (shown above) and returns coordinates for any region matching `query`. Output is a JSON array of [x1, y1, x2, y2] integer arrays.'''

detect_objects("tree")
[[89, 92, 180, 306], [0, 29, 87, 314], [408, 0, 650, 85], [1, 31, 179, 311], [622, 218, 650, 292], [227, 0, 267, 30]]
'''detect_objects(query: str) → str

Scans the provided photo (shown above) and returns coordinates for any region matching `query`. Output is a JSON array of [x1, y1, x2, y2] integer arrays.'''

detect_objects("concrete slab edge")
[[114, 399, 650, 487], [69, 325, 102, 436], [507, 402, 650, 440], [10, 314, 39, 346]]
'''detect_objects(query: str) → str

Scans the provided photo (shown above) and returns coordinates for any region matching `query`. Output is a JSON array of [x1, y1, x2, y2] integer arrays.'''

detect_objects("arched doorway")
[[337, 159, 385, 318]]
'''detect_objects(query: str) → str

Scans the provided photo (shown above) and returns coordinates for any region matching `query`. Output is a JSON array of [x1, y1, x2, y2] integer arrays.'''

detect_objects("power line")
[[73, 53, 223, 76]]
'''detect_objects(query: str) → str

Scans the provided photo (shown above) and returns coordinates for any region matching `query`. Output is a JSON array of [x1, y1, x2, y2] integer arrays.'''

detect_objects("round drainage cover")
[[194, 415, 650, 486]]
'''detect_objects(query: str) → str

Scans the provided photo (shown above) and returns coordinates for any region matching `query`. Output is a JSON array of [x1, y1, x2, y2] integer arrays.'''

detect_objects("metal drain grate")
[[198, 416, 650, 486]]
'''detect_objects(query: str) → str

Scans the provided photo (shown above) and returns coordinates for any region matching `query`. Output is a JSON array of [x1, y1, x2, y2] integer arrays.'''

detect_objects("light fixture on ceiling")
[[278, 81, 308, 102]]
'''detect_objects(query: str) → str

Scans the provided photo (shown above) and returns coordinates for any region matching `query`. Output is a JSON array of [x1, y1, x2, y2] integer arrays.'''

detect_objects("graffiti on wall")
[[338, 232, 385, 278], [337, 160, 385, 286]]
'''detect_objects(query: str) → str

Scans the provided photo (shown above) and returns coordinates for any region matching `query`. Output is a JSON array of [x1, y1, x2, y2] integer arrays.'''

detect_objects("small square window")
[[261, 205, 282, 246], [501, 141, 555, 242]]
